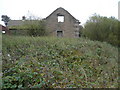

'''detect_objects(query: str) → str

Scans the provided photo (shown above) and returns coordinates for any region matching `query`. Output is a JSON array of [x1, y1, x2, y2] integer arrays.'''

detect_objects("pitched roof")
[[45, 7, 78, 21], [7, 7, 80, 27], [7, 20, 42, 27], [7, 20, 24, 27]]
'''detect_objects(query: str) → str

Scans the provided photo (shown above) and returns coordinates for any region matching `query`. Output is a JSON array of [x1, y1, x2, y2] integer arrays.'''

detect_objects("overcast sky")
[[0, 0, 119, 26]]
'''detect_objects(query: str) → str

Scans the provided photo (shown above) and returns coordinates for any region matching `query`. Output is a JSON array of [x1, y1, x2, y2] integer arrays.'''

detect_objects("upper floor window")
[[57, 16, 64, 22]]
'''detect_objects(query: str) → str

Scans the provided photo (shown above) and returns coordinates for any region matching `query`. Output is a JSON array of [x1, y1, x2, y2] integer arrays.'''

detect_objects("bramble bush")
[[2, 35, 118, 88]]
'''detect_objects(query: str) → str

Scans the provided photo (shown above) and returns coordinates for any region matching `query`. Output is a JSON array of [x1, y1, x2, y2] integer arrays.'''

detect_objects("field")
[[2, 35, 118, 88]]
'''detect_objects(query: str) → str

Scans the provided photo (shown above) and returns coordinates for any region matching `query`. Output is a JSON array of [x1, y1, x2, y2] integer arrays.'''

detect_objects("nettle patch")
[[2, 36, 118, 88]]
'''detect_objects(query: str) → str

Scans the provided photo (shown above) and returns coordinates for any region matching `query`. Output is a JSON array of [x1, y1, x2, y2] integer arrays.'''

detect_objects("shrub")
[[82, 15, 120, 47], [26, 20, 47, 36]]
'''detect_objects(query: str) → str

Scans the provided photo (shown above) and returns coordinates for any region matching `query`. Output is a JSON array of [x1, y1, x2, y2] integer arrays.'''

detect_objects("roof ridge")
[[45, 7, 78, 20]]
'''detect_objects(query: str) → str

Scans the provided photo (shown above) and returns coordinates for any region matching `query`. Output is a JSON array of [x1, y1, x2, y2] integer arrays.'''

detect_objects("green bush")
[[26, 20, 47, 36], [82, 15, 120, 47], [2, 36, 118, 88]]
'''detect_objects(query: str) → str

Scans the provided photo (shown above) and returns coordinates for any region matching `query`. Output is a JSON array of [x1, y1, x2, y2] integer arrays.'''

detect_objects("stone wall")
[[45, 8, 80, 38]]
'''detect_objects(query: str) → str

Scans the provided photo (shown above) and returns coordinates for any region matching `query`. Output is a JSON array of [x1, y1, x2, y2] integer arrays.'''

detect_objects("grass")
[[2, 35, 118, 88]]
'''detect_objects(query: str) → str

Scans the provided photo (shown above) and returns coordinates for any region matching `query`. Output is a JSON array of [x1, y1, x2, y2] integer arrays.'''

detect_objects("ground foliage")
[[2, 35, 118, 88]]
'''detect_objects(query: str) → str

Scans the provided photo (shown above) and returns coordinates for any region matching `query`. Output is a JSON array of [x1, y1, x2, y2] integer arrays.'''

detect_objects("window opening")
[[58, 16, 64, 22], [57, 31, 63, 37]]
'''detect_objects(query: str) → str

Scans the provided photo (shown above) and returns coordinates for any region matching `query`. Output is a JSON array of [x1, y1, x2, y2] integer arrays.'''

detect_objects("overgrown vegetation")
[[82, 14, 120, 47], [25, 20, 47, 36], [9, 20, 47, 36], [2, 35, 118, 88]]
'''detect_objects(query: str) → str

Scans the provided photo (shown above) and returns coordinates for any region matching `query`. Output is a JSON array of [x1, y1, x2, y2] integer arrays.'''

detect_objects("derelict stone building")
[[45, 7, 81, 38], [7, 7, 82, 37]]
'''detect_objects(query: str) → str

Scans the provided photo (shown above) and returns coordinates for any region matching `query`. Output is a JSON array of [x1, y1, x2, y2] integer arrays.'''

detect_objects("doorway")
[[57, 31, 63, 37]]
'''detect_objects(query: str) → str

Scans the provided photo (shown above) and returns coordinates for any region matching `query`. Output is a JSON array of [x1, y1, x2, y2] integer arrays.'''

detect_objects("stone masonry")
[[45, 7, 81, 38]]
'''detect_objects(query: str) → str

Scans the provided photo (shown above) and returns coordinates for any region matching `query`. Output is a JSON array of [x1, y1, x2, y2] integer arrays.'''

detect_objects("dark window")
[[57, 31, 63, 37]]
